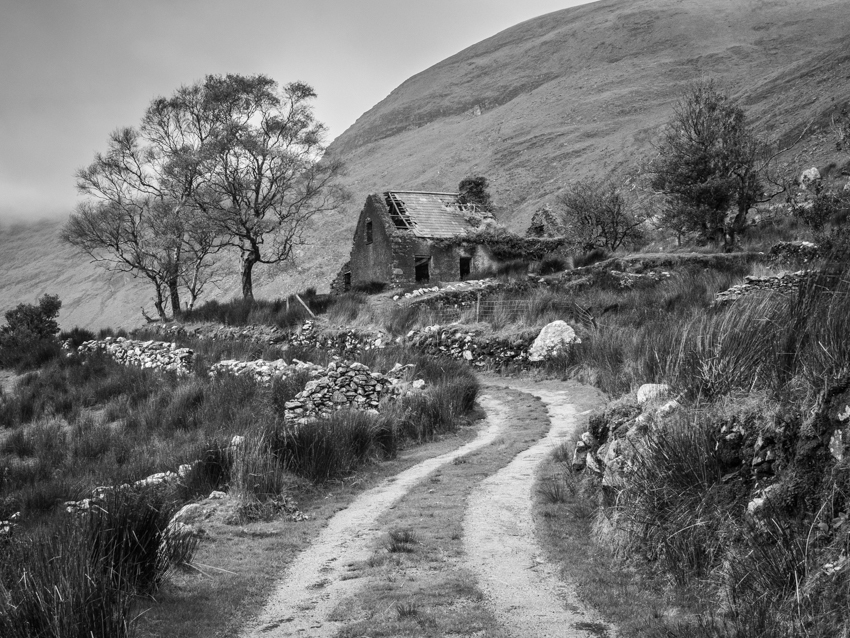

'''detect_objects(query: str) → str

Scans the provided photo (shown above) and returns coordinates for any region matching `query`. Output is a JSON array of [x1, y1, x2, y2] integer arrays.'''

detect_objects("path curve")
[[243, 396, 509, 637], [464, 382, 612, 638]]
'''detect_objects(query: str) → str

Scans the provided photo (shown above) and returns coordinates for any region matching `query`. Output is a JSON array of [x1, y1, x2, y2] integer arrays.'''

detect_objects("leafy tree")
[[650, 80, 765, 247], [457, 176, 493, 212], [557, 179, 647, 252], [1, 295, 61, 340], [196, 75, 345, 301], [0, 295, 61, 369]]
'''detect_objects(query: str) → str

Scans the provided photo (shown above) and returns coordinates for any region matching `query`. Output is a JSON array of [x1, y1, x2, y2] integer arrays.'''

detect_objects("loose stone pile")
[[77, 337, 194, 375], [713, 270, 813, 305], [209, 357, 323, 385], [283, 360, 404, 422]]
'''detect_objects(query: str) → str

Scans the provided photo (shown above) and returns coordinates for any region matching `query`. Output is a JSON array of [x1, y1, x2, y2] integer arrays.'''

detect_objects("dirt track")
[[244, 378, 610, 637], [243, 398, 508, 637]]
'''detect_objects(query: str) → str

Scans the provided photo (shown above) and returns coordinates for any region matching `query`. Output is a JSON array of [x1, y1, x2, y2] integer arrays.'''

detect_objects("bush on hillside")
[[0, 294, 62, 371]]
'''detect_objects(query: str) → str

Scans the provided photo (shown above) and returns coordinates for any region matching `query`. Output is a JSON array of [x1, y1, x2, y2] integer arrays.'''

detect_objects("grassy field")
[[0, 328, 481, 636]]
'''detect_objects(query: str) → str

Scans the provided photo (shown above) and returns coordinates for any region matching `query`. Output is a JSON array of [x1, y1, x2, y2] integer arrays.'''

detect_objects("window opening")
[[414, 255, 431, 283], [459, 257, 471, 280], [365, 218, 373, 244]]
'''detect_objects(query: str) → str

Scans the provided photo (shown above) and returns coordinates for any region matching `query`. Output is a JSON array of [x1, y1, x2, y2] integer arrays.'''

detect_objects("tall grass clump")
[[266, 410, 390, 482], [617, 413, 739, 584], [0, 489, 196, 638]]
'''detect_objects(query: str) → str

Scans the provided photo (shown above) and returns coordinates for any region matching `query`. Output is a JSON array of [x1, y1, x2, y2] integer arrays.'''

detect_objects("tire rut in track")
[[242, 400, 508, 638], [464, 382, 613, 638]]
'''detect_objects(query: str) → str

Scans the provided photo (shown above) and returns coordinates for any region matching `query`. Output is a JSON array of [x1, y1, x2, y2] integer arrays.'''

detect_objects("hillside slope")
[[2, 0, 849, 328]]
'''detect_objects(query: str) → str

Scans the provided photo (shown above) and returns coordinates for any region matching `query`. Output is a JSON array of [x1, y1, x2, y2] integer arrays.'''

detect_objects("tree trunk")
[[241, 253, 258, 302], [153, 290, 167, 322], [167, 277, 182, 319]]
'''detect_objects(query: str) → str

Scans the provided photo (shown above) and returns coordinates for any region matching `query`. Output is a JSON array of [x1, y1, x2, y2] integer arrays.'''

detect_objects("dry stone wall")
[[768, 241, 821, 266], [406, 324, 536, 368], [209, 358, 323, 385], [288, 320, 389, 356], [77, 337, 194, 375], [713, 270, 813, 305]]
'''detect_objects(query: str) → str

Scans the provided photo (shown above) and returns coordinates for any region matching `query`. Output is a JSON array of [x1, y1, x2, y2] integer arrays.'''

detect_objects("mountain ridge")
[[2, 0, 849, 329]]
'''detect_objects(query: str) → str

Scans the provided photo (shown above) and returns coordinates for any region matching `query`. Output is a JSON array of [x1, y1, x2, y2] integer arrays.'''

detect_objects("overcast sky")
[[0, 0, 594, 222]]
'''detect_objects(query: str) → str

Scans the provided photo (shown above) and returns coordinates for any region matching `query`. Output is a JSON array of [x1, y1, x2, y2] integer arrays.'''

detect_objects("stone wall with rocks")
[[713, 270, 814, 305], [145, 322, 289, 345], [288, 320, 390, 356], [77, 337, 194, 375], [406, 324, 537, 368], [209, 357, 323, 385], [768, 241, 821, 266], [283, 360, 410, 422]]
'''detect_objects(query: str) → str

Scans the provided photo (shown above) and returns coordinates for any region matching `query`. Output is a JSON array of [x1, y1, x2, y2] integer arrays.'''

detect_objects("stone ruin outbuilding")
[[331, 191, 499, 292]]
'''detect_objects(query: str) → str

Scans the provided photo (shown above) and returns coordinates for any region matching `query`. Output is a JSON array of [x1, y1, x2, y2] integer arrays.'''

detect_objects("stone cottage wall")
[[349, 195, 394, 287]]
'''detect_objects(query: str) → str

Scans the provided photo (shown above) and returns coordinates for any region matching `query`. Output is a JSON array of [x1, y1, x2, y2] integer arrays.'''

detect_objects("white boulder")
[[636, 383, 670, 405], [528, 320, 581, 362], [800, 167, 821, 188]]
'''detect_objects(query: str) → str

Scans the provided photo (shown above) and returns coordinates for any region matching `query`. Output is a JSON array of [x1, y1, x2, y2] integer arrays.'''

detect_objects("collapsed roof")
[[384, 190, 487, 239]]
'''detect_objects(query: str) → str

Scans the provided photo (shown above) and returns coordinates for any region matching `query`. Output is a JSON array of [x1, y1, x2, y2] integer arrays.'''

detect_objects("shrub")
[[59, 326, 96, 348], [539, 254, 569, 275], [0, 294, 62, 371]]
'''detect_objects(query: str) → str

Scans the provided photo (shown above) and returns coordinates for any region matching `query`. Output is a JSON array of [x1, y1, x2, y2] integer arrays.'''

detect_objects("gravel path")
[[464, 381, 612, 638], [242, 398, 508, 638]]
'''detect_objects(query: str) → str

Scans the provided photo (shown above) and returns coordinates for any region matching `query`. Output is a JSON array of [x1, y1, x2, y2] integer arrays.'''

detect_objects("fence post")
[[476, 292, 481, 323]]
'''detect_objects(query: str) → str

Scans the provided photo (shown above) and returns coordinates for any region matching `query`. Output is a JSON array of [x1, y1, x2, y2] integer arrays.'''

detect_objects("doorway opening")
[[414, 255, 431, 283], [459, 256, 471, 280]]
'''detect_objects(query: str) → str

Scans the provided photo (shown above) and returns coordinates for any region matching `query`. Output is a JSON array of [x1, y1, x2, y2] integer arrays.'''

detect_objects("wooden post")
[[294, 293, 316, 318], [476, 292, 481, 323]]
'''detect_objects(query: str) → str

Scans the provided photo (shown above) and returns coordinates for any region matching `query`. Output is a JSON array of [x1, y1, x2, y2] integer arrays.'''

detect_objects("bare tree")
[[557, 179, 647, 252], [65, 123, 222, 320], [196, 75, 346, 301]]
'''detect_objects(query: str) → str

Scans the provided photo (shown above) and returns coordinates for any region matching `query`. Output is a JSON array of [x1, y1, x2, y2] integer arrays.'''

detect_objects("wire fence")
[[427, 297, 592, 325]]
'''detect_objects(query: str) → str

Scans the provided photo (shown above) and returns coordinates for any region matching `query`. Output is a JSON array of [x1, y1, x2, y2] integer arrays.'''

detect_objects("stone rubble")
[[77, 337, 194, 375], [283, 360, 409, 422]]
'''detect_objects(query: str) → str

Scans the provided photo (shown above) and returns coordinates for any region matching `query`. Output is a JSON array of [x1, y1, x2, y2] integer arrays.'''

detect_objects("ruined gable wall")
[[349, 195, 394, 286]]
